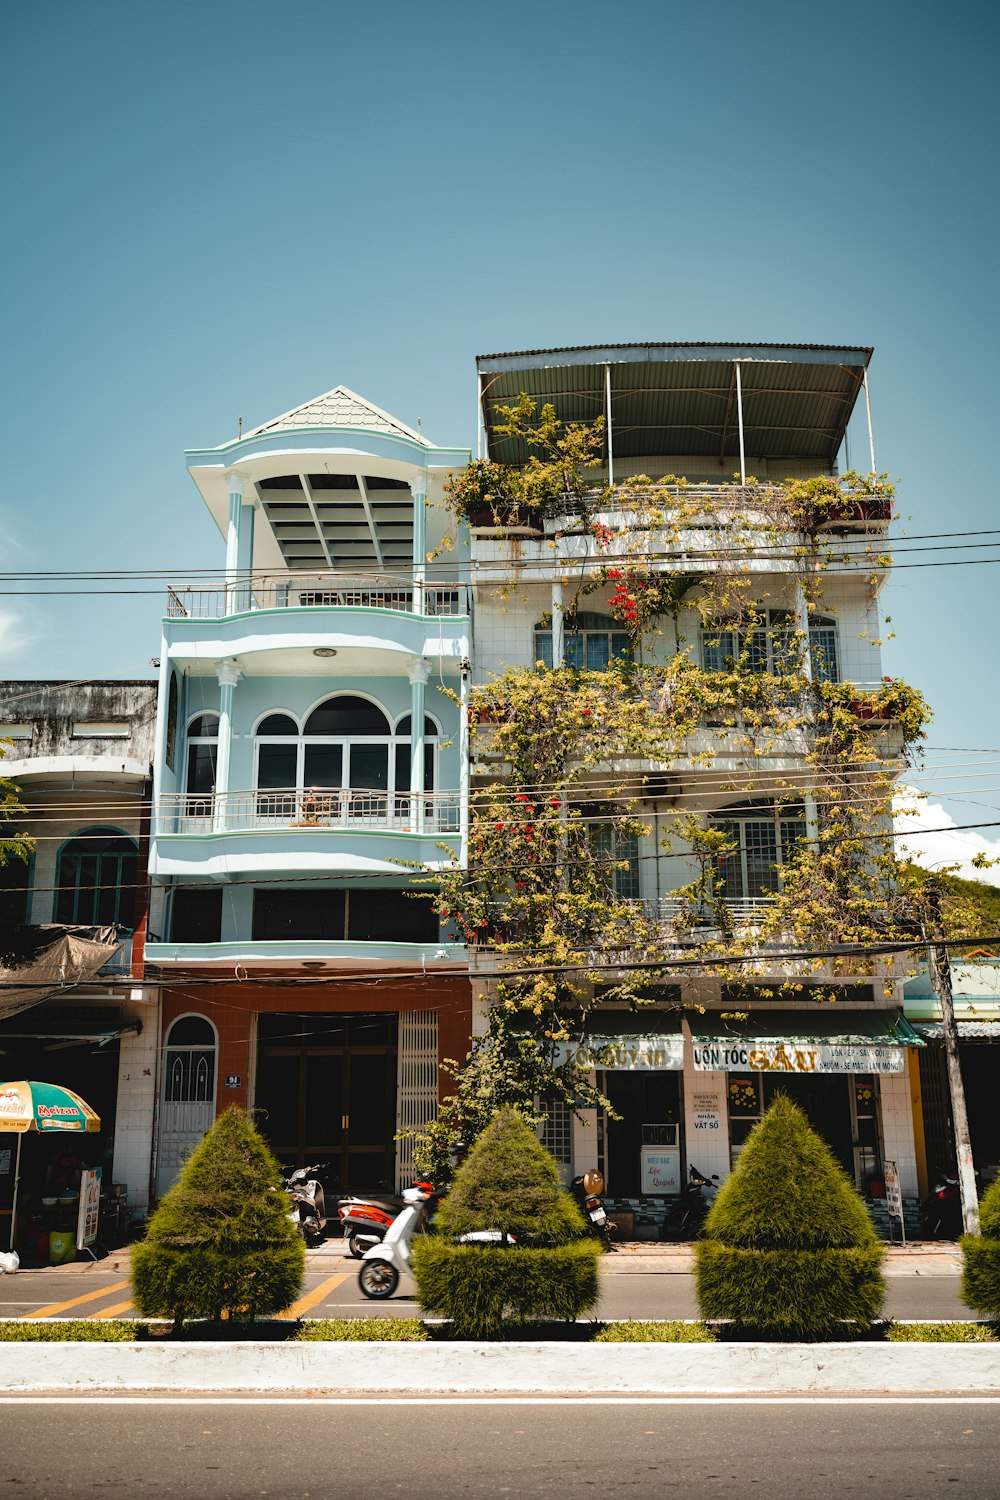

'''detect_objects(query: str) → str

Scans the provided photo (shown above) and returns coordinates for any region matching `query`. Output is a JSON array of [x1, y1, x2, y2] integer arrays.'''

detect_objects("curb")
[[3, 1341, 1000, 1393]]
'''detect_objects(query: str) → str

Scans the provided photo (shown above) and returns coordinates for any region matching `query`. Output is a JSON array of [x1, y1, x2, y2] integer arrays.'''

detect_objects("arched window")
[[253, 695, 399, 820], [55, 829, 138, 928], [163, 1014, 217, 1105], [185, 713, 219, 815], [534, 612, 631, 671], [701, 611, 840, 683]]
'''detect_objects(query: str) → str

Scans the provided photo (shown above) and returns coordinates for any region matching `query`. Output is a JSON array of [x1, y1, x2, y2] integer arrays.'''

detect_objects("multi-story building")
[[468, 343, 925, 1227], [0, 680, 158, 1244], [145, 386, 473, 1196]]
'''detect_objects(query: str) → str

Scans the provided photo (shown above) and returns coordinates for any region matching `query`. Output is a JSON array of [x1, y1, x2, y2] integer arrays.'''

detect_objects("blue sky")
[[1, 2, 998, 842]]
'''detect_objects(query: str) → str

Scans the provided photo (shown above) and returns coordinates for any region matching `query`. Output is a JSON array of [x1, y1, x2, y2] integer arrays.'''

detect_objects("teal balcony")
[[149, 787, 463, 878]]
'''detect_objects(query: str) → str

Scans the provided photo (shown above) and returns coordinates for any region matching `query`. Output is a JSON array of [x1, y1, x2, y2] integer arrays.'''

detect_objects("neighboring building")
[[145, 387, 473, 1196], [0, 680, 158, 1242], [904, 959, 1000, 1194], [469, 343, 923, 1224]]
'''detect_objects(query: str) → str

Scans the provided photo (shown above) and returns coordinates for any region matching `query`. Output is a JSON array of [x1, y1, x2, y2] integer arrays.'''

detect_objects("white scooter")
[[358, 1179, 434, 1299]]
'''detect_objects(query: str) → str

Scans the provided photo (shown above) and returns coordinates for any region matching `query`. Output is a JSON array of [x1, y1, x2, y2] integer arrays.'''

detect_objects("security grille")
[[395, 1010, 439, 1189]]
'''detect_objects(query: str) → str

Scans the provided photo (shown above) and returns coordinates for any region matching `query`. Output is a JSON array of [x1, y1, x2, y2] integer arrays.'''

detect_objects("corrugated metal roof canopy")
[[476, 343, 872, 468]]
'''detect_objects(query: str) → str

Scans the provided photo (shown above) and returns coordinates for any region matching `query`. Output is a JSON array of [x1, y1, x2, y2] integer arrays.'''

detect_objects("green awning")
[[689, 1010, 922, 1076], [690, 1010, 923, 1047]]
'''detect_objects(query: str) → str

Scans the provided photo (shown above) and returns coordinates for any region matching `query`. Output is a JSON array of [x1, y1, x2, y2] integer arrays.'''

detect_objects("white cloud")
[[894, 786, 1000, 886]]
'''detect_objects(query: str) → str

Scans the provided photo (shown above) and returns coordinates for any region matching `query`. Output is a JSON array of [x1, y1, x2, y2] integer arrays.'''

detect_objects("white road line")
[[2, 1396, 1000, 1406]]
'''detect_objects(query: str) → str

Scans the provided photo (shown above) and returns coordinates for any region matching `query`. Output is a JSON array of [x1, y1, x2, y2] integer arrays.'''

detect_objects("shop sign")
[[692, 1108, 723, 1135], [692, 1040, 906, 1074], [76, 1167, 102, 1250], [884, 1160, 903, 1221], [556, 1036, 685, 1071], [641, 1148, 681, 1194]]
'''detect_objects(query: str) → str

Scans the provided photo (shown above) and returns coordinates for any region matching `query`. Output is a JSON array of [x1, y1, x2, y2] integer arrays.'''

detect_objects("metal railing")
[[156, 787, 462, 835], [656, 896, 776, 929], [166, 575, 468, 620]]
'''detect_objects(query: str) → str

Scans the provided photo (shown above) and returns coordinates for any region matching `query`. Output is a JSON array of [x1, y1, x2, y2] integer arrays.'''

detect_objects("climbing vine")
[[412, 399, 926, 1171]]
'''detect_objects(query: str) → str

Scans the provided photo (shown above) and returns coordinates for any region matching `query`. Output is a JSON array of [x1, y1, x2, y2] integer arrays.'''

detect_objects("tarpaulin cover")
[[0, 926, 121, 1022]]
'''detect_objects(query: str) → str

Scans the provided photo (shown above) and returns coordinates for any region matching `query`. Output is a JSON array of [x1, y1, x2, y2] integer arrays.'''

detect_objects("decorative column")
[[408, 658, 430, 833], [551, 580, 565, 667], [409, 472, 429, 615], [223, 471, 250, 615], [213, 659, 242, 832]]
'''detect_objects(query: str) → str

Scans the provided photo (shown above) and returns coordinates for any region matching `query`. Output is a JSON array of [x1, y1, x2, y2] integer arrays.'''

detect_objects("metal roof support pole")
[[735, 362, 746, 485], [794, 577, 818, 845], [862, 367, 877, 475], [604, 363, 614, 487], [477, 373, 484, 461]]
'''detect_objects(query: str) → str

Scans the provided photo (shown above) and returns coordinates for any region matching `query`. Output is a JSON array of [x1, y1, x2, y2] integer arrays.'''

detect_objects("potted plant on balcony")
[[444, 395, 606, 534]]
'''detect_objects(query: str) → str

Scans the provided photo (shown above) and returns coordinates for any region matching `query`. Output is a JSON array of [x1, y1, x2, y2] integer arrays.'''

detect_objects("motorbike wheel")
[[347, 1234, 366, 1259], [359, 1259, 399, 1299]]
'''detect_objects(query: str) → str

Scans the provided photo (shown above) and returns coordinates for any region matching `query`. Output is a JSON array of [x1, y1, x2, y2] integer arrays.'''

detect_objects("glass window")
[[304, 697, 390, 735], [534, 614, 631, 671], [701, 611, 839, 682], [712, 808, 804, 901]]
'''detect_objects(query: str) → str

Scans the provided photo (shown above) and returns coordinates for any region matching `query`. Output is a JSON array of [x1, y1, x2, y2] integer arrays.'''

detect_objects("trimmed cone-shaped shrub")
[[695, 1094, 885, 1339], [961, 1173, 1000, 1316], [132, 1106, 305, 1325], [412, 1109, 599, 1337]]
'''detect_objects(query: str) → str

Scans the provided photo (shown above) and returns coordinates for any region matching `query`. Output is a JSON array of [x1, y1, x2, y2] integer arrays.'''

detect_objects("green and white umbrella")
[[0, 1081, 101, 1250]]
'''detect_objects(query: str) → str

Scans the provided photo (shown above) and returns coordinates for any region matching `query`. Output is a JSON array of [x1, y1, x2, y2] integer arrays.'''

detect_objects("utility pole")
[[921, 882, 979, 1234]]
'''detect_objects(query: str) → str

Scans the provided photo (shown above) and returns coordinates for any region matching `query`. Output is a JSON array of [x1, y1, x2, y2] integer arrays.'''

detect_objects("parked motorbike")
[[661, 1164, 719, 1241], [358, 1179, 436, 1299], [919, 1168, 963, 1240], [282, 1163, 328, 1247], [571, 1169, 613, 1249], [357, 1178, 514, 1299], [337, 1193, 405, 1258]]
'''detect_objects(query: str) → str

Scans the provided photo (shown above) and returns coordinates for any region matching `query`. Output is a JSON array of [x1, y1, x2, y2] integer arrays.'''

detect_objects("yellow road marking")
[[88, 1300, 133, 1320], [26, 1280, 130, 1319], [276, 1272, 350, 1320]]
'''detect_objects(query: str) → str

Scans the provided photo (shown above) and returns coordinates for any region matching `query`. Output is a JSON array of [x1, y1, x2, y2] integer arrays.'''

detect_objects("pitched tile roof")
[[245, 385, 429, 445]]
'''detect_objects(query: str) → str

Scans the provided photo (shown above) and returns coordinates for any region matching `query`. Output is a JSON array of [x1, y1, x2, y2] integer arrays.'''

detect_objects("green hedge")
[[594, 1320, 715, 1343], [294, 1318, 429, 1342], [131, 1107, 304, 1324], [412, 1238, 600, 1338], [961, 1175, 1000, 1317], [695, 1096, 885, 1340], [0, 1320, 142, 1342], [886, 1321, 997, 1343], [696, 1242, 884, 1338]]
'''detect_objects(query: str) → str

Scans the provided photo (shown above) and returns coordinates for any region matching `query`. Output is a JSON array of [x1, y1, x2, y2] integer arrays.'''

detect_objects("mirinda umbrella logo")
[[0, 1088, 21, 1115]]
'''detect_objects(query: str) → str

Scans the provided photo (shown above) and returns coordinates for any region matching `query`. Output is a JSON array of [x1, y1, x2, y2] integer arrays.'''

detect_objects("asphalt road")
[[2, 1395, 999, 1498], [0, 1249, 970, 1323]]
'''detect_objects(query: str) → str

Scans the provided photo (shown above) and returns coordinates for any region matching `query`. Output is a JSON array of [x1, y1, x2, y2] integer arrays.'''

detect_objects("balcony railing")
[[166, 575, 469, 620], [155, 787, 462, 836], [656, 896, 776, 930]]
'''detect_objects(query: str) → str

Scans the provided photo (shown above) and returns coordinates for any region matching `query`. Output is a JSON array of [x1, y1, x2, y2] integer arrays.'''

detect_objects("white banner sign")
[[76, 1167, 102, 1250], [556, 1036, 685, 1071], [692, 1039, 906, 1075], [884, 1159, 903, 1220]]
